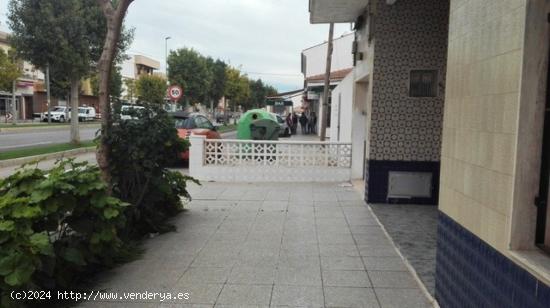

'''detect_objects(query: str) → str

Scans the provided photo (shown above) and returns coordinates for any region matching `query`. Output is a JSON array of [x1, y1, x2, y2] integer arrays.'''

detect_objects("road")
[[0, 127, 236, 153], [0, 130, 238, 178], [0, 126, 100, 152]]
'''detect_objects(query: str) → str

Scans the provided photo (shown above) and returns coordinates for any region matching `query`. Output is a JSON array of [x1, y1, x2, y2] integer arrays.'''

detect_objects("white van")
[[78, 107, 96, 122], [120, 105, 145, 120]]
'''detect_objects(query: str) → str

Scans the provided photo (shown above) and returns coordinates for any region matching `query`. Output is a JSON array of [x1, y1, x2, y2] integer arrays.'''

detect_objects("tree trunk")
[[319, 23, 334, 142], [96, 0, 133, 188], [70, 77, 80, 144]]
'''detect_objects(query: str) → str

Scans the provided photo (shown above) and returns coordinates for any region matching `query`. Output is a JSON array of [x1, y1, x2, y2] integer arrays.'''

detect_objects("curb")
[[0, 147, 96, 168], [348, 184, 439, 308]]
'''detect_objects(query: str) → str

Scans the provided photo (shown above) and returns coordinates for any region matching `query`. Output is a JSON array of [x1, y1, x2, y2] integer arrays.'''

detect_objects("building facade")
[[310, 0, 550, 307], [301, 32, 354, 137], [121, 54, 161, 104]]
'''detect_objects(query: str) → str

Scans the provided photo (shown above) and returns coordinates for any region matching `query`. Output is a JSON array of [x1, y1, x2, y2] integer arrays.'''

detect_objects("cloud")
[[0, 0, 351, 92]]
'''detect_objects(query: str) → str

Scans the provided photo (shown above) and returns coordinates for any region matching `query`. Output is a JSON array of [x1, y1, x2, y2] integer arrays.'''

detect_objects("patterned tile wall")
[[369, 0, 450, 162]]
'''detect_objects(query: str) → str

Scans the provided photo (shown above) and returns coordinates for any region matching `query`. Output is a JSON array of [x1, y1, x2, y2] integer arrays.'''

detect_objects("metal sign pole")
[[46, 64, 52, 124]]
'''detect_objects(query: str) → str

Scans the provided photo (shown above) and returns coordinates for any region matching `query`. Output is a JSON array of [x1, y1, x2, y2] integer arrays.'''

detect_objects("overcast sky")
[[0, 0, 351, 92]]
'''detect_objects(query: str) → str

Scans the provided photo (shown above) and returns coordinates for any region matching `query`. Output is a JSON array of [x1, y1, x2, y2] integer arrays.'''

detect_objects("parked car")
[[78, 107, 96, 122], [36, 106, 69, 122], [171, 111, 222, 160], [120, 105, 145, 120], [273, 113, 290, 137]]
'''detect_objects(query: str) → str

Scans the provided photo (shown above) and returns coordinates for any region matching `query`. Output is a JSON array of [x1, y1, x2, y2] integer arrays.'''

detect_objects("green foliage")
[[123, 78, 137, 103], [105, 104, 198, 236], [8, 0, 104, 80], [205, 57, 227, 103], [225, 66, 251, 110], [135, 75, 167, 104], [167, 48, 210, 105], [0, 159, 128, 306], [91, 66, 124, 102], [8, 0, 133, 99], [0, 49, 20, 92]]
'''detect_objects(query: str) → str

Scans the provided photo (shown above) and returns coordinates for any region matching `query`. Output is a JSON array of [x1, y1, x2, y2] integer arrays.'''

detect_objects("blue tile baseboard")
[[364, 160, 440, 205], [435, 212, 550, 308]]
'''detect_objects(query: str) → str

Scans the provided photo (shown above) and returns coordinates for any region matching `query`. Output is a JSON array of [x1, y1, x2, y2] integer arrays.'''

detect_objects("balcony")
[[309, 0, 368, 24]]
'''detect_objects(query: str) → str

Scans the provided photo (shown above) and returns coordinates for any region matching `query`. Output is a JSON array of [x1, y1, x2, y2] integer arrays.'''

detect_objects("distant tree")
[[8, 0, 109, 143], [0, 49, 19, 92], [265, 85, 278, 97], [123, 78, 137, 103], [91, 66, 123, 102], [224, 67, 250, 111], [136, 75, 167, 105], [245, 79, 267, 110], [167, 48, 210, 106], [204, 58, 227, 110]]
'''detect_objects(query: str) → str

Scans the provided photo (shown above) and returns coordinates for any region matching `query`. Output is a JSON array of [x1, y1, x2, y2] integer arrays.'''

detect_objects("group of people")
[[286, 111, 317, 135]]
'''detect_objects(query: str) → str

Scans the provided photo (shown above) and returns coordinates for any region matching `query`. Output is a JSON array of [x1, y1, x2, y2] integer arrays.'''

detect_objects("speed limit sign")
[[168, 85, 183, 101]]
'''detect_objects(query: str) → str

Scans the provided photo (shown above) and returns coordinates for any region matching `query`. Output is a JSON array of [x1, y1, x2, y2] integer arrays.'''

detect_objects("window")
[[409, 70, 438, 97]]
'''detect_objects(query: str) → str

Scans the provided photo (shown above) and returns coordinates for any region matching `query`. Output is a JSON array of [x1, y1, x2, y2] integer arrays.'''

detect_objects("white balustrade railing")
[[189, 135, 353, 182], [203, 139, 352, 168]]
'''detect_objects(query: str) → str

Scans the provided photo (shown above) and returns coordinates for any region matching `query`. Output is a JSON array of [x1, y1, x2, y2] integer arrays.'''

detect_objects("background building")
[[301, 32, 354, 137]]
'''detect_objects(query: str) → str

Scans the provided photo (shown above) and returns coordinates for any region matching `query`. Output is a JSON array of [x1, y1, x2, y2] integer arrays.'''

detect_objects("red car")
[[172, 111, 221, 160]]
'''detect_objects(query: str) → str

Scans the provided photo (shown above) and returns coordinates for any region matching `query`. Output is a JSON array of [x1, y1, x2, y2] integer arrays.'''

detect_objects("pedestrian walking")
[[291, 112, 298, 135], [286, 113, 294, 135], [299, 113, 308, 134]]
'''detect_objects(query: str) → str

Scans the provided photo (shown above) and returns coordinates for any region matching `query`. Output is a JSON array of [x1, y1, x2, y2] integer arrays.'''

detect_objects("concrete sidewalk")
[[80, 181, 432, 308]]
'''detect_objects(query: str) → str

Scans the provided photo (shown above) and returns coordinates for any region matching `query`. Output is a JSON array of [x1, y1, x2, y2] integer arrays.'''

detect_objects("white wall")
[[330, 71, 354, 142], [302, 33, 354, 78]]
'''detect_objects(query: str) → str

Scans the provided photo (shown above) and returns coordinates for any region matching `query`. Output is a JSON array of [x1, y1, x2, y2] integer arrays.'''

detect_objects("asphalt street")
[[0, 127, 237, 153], [0, 126, 100, 152]]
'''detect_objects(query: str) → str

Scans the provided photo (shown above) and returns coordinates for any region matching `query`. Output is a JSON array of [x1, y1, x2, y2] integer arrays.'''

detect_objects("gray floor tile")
[[276, 266, 322, 286], [271, 285, 324, 307], [374, 288, 431, 308], [324, 287, 380, 308], [216, 284, 273, 306], [319, 244, 360, 257], [321, 256, 365, 270], [228, 265, 277, 284], [362, 257, 408, 271], [278, 255, 320, 268], [323, 270, 372, 287], [179, 267, 232, 284]]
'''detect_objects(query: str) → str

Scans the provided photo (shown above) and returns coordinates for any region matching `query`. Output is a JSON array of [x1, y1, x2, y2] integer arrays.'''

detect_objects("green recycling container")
[[237, 109, 280, 140]]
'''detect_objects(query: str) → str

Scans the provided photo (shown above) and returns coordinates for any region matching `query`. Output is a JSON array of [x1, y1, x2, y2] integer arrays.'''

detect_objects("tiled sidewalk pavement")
[[81, 182, 433, 308]]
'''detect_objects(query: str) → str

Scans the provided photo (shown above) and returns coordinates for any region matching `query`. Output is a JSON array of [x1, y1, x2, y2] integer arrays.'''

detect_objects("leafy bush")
[[105, 104, 198, 237], [0, 160, 128, 307]]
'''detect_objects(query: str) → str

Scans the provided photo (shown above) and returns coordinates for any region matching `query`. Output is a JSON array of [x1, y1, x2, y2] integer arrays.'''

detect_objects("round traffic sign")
[[168, 85, 183, 101]]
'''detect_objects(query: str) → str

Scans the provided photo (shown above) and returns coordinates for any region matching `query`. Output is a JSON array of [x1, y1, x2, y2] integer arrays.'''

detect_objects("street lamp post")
[[165, 36, 171, 78]]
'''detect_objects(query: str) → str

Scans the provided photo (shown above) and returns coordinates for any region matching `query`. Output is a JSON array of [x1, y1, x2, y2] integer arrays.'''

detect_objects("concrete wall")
[[302, 33, 354, 78]]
